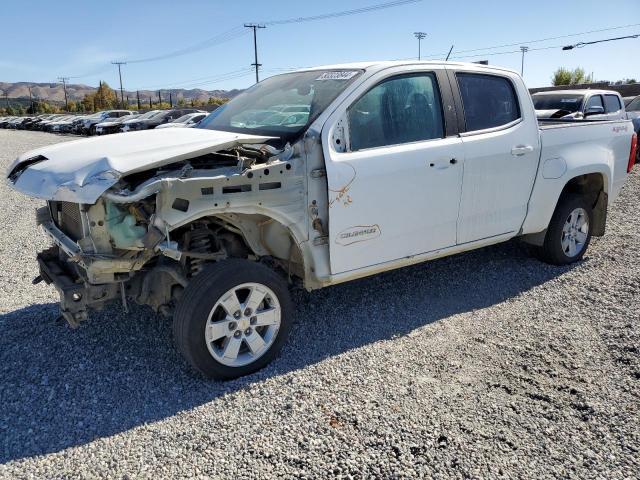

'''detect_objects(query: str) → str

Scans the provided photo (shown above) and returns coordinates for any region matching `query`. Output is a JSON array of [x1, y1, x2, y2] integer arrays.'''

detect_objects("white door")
[[453, 71, 541, 244], [324, 71, 464, 274]]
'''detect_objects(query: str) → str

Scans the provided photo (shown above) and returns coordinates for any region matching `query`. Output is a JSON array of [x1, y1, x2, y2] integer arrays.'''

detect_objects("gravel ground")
[[0, 129, 638, 479]]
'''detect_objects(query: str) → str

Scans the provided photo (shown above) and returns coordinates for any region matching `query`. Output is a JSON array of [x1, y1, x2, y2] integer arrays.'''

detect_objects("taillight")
[[628, 132, 638, 173]]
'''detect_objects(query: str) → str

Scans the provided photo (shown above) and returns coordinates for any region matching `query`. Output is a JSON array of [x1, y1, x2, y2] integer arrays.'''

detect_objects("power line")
[[125, 27, 248, 64], [261, 0, 423, 25], [132, 68, 255, 92], [421, 22, 640, 60], [562, 33, 639, 50], [67, 65, 112, 80], [119, 0, 424, 65], [135, 68, 254, 90]]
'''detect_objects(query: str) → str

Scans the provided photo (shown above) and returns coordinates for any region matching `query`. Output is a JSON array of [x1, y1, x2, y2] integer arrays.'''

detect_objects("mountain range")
[[0, 81, 242, 104]]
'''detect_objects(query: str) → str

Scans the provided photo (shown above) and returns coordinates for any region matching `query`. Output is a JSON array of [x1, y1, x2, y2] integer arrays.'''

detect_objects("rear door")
[[449, 68, 541, 244], [603, 94, 626, 120], [323, 66, 464, 274]]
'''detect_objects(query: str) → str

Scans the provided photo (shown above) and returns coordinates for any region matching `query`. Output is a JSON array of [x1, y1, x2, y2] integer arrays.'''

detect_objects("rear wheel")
[[173, 259, 293, 379], [537, 194, 593, 265]]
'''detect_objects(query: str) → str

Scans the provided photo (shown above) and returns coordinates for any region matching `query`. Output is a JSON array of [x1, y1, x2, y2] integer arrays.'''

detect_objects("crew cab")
[[532, 89, 627, 120], [6, 61, 637, 379]]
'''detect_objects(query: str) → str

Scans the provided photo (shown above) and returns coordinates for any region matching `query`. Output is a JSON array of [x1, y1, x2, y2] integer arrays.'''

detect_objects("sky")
[[1, 0, 638, 92]]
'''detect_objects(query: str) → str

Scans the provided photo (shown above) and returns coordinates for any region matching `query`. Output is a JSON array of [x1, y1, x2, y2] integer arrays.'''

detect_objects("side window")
[[456, 73, 520, 131], [348, 73, 444, 151], [604, 95, 622, 113], [585, 95, 604, 111]]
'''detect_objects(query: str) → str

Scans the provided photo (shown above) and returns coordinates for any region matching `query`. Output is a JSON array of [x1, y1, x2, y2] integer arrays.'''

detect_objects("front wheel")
[[537, 194, 593, 265], [173, 259, 293, 379]]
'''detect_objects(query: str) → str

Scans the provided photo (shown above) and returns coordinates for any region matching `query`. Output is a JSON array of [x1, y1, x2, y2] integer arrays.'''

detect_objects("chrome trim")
[[458, 117, 523, 137]]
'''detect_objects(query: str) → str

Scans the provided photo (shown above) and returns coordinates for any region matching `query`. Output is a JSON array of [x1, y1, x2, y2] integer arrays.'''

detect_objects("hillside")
[[0, 81, 242, 103]]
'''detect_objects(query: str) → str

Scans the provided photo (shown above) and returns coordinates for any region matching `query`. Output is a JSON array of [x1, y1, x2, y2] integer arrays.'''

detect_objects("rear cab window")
[[455, 73, 521, 131], [604, 95, 622, 113]]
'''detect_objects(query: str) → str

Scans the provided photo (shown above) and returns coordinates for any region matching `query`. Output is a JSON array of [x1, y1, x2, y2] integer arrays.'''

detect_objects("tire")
[[89, 125, 96, 136], [173, 259, 293, 379], [537, 194, 593, 265]]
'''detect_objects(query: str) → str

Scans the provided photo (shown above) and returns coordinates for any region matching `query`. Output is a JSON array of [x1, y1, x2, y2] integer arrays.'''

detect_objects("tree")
[[552, 67, 593, 86], [207, 96, 228, 106], [80, 81, 119, 112]]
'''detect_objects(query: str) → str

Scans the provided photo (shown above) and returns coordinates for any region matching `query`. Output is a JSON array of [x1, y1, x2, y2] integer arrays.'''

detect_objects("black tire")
[[537, 194, 593, 265], [89, 125, 96, 136], [173, 259, 293, 379]]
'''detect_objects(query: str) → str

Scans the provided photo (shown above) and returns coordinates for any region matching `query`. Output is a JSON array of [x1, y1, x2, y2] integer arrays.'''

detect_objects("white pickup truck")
[[6, 61, 638, 379]]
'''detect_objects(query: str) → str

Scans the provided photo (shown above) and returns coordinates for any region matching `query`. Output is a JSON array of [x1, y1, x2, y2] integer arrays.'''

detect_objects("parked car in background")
[[0, 115, 18, 128], [36, 114, 68, 131], [120, 110, 163, 132], [625, 95, 640, 120], [623, 96, 640, 162], [155, 112, 208, 129], [532, 90, 627, 121], [82, 110, 136, 135], [123, 108, 200, 131], [8, 117, 32, 129], [95, 113, 140, 135], [7, 61, 636, 379], [44, 115, 77, 132]]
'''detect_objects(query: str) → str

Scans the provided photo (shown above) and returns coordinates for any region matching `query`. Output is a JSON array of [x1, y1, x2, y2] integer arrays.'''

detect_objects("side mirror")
[[585, 106, 604, 116]]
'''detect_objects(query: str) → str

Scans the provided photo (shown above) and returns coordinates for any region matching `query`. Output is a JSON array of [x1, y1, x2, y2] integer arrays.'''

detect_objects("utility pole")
[[4, 93, 9, 110], [244, 23, 266, 83], [137, 90, 141, 110], [57, 76, 69, 111], [158, 90, 162, 106], [28, 86, 34, 113], [111, 61, 127, 108], [520, 46, 529, 76], [414, 32, 427, 60], [169, 91, 173, 108]]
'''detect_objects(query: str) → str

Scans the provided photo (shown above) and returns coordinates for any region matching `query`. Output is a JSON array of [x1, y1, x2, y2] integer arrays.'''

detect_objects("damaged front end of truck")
[[7, 129, 310, 327]]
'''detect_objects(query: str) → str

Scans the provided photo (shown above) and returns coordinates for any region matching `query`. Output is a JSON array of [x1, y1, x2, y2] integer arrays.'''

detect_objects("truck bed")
[[520, 117, 634, 236]]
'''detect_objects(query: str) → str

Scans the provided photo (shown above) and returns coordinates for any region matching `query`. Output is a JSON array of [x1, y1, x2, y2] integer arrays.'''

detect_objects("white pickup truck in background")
[[7, 61, 638, 379], [532, 89, 627, 121]]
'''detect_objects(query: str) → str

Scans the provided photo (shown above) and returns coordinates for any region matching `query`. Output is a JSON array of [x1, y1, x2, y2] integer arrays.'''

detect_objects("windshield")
[[626, 97, 640, 112], [532, 94, 584, 113], [198, 69, 363, 143]]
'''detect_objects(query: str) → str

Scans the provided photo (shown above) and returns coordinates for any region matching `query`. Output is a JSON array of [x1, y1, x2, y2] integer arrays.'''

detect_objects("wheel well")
[[560, 173, 605, 199], [173, 214, 305, 284], [559, 173, 607, 237]]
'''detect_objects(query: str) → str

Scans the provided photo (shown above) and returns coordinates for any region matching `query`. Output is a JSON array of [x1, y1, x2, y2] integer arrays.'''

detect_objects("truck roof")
[[292, 60, 519, 76], [532, 89, 622, 96]]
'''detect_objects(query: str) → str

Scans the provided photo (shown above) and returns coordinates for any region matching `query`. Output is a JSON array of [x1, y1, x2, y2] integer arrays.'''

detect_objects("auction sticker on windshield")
[[316, 71, 359, 81]]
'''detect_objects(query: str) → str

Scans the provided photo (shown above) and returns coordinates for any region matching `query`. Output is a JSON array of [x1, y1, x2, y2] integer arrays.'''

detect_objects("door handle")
[[428, 158, 457, 168], [511, 145, 534, 156]]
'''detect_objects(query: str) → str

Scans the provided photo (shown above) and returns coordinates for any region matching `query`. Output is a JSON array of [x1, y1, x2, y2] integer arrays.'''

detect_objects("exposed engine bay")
[[34, 140, 310, 326]]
